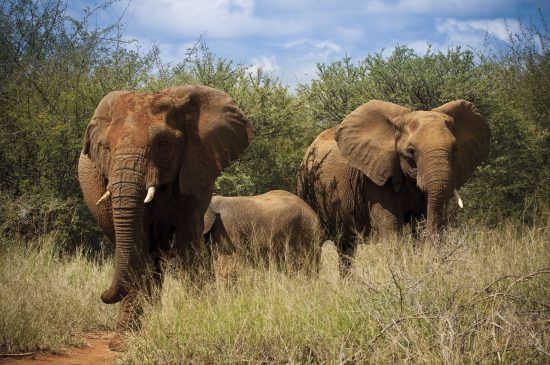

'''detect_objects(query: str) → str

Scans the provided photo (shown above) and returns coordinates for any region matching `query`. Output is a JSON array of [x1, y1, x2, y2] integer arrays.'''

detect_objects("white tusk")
[[144, 186, 156, 203], [453, 189, 463, 209], [96, 190, 111, 205]]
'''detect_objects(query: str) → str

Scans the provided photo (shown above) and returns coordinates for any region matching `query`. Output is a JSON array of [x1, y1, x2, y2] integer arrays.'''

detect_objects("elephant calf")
[[203, 190, 322, 275]]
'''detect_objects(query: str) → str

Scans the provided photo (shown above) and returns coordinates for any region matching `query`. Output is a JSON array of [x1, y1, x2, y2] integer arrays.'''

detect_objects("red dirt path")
[[0, 333, 115, 365]]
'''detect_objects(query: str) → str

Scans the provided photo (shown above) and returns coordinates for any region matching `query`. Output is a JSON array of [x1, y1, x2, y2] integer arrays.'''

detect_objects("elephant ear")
[[432, 100, 490, 188], [82, 90, 131, 174], [335, 100, 410, 190], [163, 85, 255, 196]]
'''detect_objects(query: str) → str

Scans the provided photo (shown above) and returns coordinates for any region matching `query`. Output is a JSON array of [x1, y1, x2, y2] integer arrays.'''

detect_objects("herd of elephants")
[[77, 85, 490, 349]]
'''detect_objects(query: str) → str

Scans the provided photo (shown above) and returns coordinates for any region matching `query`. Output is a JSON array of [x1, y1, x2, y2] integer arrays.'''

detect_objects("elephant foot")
[[109, 331, 129, 352]]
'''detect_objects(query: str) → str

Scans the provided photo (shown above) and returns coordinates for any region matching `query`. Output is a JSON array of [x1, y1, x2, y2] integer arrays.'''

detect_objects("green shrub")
[[0, 1, 547, 249]]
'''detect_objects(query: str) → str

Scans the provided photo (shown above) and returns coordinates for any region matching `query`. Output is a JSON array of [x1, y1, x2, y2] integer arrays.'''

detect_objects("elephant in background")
[[203, 190, 322, 275], [78, 85, 254, 349], [298, 99, 490, 274]]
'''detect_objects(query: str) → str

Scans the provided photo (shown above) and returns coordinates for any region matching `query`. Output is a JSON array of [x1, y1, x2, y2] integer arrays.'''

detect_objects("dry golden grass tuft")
[[1, 220, 548, 364], [0, 233, 117, 354], [119, 221, 550, 364]]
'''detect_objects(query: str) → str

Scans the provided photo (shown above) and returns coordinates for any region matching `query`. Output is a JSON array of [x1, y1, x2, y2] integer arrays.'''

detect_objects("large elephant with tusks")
[[298, 100, 489, 275], [78, 85, 254, 349]]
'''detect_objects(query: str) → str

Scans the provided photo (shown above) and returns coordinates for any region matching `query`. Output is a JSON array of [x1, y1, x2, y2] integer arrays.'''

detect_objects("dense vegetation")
[[1, 1, 548, 247], [0, 1, 548, 363]]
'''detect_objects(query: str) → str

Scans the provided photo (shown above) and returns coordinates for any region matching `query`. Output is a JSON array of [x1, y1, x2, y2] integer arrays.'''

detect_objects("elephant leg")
[[336, 230, 357, 277], [151, 256, 165, 293], [109, 290, 143, 351], [294, 232, 321, 276], [146, 220, 170, 300], [172, 199, 214, 282], [214, 252, 238, 281], [109, 253, 164, 351], [173, 231, 213, 284], [311, 241, 322, 277], [410, 214, 423, 240], [369, 202, 403, 238]]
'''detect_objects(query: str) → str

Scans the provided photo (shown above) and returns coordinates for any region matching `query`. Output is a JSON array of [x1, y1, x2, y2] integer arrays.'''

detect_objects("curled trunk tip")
[[101, 286, 128, 304]]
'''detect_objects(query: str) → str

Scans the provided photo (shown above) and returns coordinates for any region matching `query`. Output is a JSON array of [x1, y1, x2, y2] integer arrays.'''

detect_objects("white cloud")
[[315, 41, 341, 52], [278, 39, 341, 53], [437, 18, 519, 42], [436, 18, 520, 48], [276, 40, 345, 88], [121, 0, 306, 39], [365, 0, 511, 16], [102, 0, 535, 89], [334, 26, 364, 41], [247, 55, 280, 73], [273, 38, 343, 87]]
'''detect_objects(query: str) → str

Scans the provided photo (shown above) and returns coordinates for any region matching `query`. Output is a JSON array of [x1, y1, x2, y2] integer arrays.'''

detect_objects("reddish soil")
[[0, 333, 115, 365]]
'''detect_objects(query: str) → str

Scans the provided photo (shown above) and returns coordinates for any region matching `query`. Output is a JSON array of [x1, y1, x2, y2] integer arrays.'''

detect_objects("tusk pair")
[[96, 190, 111, 205], [453, 189, 464, 209], [96, 186, 155, 205], [144, 186, 156, 203]]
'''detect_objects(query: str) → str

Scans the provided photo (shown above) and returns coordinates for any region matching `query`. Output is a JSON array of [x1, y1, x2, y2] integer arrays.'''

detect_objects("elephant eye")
[[157, 139, 168, 148], [406, 146, 415, 157]]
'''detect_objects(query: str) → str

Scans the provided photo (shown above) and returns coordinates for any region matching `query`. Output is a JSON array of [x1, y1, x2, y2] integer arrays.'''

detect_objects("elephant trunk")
[[101, 150, 147, 304], [426, 184, 451, 234], [418, 149, 454, 235]]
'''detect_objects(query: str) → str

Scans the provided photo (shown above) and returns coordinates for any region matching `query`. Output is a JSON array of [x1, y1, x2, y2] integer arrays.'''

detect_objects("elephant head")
[[80, 85, 254, 304], [335, 100, 489, 233]]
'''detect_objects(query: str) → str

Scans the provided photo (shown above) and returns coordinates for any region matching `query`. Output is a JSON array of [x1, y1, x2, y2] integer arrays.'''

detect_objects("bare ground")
[[0, 333, 115, 365]]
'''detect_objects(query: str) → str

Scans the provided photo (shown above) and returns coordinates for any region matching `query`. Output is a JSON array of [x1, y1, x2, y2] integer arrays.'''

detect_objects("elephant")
[[78, 85, 254, 349], [203, 190, 322, 275], [297, 99, 490, 274]]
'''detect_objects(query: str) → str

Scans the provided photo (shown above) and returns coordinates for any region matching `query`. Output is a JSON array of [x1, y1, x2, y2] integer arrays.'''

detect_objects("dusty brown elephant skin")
[[298, 100, 490, 274], [203, 190, 322, 274], [78, 85, 254, 350]]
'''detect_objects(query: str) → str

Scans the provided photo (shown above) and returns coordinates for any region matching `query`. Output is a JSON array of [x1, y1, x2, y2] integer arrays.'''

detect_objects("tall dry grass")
[[118, 221, 550, 364], [0, 220, 548, 363], [0, 233, 117, 354]]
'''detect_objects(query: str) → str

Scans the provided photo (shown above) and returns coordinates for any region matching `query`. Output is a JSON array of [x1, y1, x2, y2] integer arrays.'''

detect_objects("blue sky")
[[71, 1, 548, 87]]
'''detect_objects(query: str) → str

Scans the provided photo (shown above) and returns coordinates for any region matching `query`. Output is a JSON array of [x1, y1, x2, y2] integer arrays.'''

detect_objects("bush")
[[0, 0, 159, 246], [0, 1, 547, 248]]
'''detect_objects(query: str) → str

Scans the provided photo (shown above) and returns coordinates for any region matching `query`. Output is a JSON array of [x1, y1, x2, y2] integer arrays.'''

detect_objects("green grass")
[[1, 222, 548, 363], [0, 233, 117, 354]]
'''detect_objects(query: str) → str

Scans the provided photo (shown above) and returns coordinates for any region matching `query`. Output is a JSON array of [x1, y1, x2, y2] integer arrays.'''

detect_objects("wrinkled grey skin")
[[298, 100, 490, 275], [78, 85, 254, 350], [203, 190, 322, 274]]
